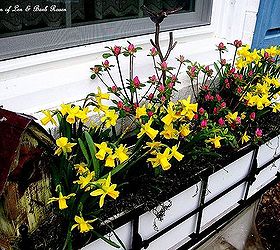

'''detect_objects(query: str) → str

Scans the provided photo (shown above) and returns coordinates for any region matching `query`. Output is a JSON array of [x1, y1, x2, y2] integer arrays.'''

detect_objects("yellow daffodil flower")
[[265, 46, 278, 57], [161, 102, 180, 125], [95, 87, 110, 102], [225, 112, 238, 124], [77, 107, 90, 123], [48, 192, 76, 210], [74, 171, 95, 189], [241, 131, 251, 144], [71, 215, 97, 233], [105, 153, 117, 168], [114, 144, 129, 163], [255, 95, 271, 110], [160, 124, 179, 140], [60, 104, 71, 116], [74, 162, 88, 175], [205, 136, 223, 148], [66, 106, 80, 124], [144, 141, 162, 150], [171, 145, 184, 161], [40, 110, 57, 126], [95, 142, 112, 160], [180, 96, 198, 120], [255, 83, 270, 95], [179, 124, 191, 137], [90, 173, 119, 208], [93, 100, 110, 114], [147, 148, 172, 170], [101, 110, 118, 128], [135, 106, 147, 119], [137, 119, 159, 140], [54, 137, 76, 156]]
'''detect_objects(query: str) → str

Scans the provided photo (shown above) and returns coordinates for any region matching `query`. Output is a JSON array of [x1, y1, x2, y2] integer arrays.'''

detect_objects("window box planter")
[[81, 135, 280, 250]]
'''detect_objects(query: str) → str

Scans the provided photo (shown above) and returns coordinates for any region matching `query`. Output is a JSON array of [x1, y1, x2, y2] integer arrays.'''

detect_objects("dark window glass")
[[0, 0, 195, 38]]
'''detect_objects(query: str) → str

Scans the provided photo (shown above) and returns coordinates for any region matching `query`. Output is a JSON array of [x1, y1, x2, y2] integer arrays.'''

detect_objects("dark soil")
[[256, 181, 280, 250]]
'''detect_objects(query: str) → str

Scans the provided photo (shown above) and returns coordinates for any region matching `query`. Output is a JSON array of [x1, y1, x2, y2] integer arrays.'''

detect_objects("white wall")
[[0, 0, 260, 115]]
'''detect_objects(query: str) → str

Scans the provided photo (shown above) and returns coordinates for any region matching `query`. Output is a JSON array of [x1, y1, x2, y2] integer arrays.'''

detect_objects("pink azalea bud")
[[117, 101, 123, 109], [205, 65, 210, 72], [237, 87, 243, 94], [221, 59, 227, 65], [234, 40, 242, 48], [248, 70, 253, 77], [147, 111, 154, 117], [133, 76, 140, 88], [216, 94, 222, 102], [255, 128, 262, 138], [179, 55, 185, 63], [168, 82, 174, 89], [111, 86, 117, 92], [236, 116, 241, 124], [201, 119, 208, 128], [199, 107, 205, 115], [213, 107, 219, 115], [150, 47, 157, 56], [202, 85, 210, 91], [264, 52, 269, 59], [218, 42, 225, 50], [91, 66, 100, 74], [158, 84, 165, 92], [103, 60, 110, 68], [161, 61, 168, 71], [218, 117, 225, 126], [239, 74, 243, 80], [148, 93, 154, 100], [161, 96, 166, 102], [124, 106, 131, 112], [250, 112, 256, 120], [149, 75, 157, 83], [113, 46, 121, 56], [128, 44, 135, 53], [134, 103, 139, 109], [194, 114, 199, 120], [220, 102, 227, 108], [229, 68, 236, 74], [171, 75, 177, 82]]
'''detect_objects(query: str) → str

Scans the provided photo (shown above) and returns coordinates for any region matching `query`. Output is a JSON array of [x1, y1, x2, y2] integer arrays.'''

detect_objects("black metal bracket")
[[130, 217, 143, 250]]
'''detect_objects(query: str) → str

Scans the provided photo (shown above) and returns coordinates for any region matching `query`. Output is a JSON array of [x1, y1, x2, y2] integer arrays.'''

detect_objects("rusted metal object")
[[0, 108, 54, 250]]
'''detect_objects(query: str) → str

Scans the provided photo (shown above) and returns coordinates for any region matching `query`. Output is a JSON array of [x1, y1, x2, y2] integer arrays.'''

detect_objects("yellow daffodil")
[[60, 104, 71, 116], [171, 145, 184, 161], [95, 87, 110, 102], [205, 136, 223, 148], [48, 192, 76, 210], [77, 107, 90, 123], [147, 148, 172, 171], [105, 153, 117, 168], [114, 144, 129, 163], [265, 46, 278, 57], [93, 100, 110, 113], [144, 141, 162, 150], [137, 119, 159, 140], [101, 110, 118, 128], [225, 112, 238, 124], [179, 124, 191, 137], [95, 142, 112, 160], [71, 215, 97, 233], [161, 102, 180, 125], [180, 96, 198, 120], [135, 106, 147, 119], [241, 131, 251, 144], [74, 171, 95, 189], [74, 162, 88, 175], [160, 124, 179, 140], [255, 83, 270, 95], [90, 173, 119, 208], [66, 106, 80, 124], [241, 113, 246, 120], [54, 137, 76, 156], [40, 110, 57, 126], [255, 95, 271, 110]]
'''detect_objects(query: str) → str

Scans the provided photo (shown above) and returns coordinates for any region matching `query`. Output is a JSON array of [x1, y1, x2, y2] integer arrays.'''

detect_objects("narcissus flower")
[[137, 119, 159, 140], [41, 110, 57, 126], [77, 107, 90, 123], [71, 215, 97, 233], [179, 124, 191, 137], [241, 131, 251, 144], [95, 87, 110, 102], [205, 136, 223, 148], [60, 104, 71, 116], [135, 106, 147, 119], [105, 153, 117, 168], [54, 137, 76, 156], [147, 148, 172, 171], [74, 162, 88, 175], [162, 102, 180, 125], [66, 106, 80, 124], [171, 145, 184, 161], [144, 141, 162, 150], [114, 144, 129, 163], [225, 112, 238, 124], [180, 96, 198, 120], [160, 124, 179, 140], [95, 142, 112, 160], [48, 192, 76, 210], [74, 171, 95, 189], [101, 109, 118, 128], [90, 173, 119, 208]]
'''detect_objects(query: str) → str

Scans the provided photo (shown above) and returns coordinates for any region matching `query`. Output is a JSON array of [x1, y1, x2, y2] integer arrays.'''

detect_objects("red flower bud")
[[147, 111, 154, 117], [148, 93, 154, 100], [235, 116, 241, 124], [194, 114, 199, 120], [218, 42, 225, 50], [158, 84, 165, 93], [128, 44, 136, 54], [149, 75, 157, 83], [220, 102, 227, 108], [103, 60, 110, 68], [221, 59, 227, 65], [111, 86, 117, 92], [199, 107, 205, 115], [113, 46, 121, 56], [218, 117, 225, 126], [250, 112, 256, 120], [168, 82, 174, 89], [117, 101, 123, 109], [124, 106, 131, 112], [161, 96, 166, 102], [150, 47, 157, 56], [133, 76, 140, 88], [248, 70, 253, 77], [201, 119, 208, 128], [233, 40, 242, 48], [255, 128, 262, 138], [216, 94, 222, 102], [161, 61, 168, 71]]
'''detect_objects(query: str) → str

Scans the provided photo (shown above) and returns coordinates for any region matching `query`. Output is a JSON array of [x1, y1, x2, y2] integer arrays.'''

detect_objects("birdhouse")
[[0, 108, 54, 250]]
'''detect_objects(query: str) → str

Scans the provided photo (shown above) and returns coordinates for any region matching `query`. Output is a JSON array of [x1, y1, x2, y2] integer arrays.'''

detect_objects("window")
[[0, 0, 212, 60]]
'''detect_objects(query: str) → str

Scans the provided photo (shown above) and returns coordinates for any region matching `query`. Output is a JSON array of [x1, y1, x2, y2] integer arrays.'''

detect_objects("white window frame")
[[0, 0, 212, 60]]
